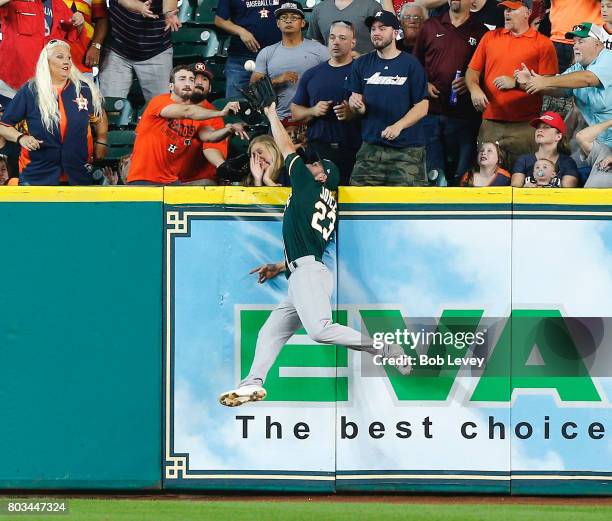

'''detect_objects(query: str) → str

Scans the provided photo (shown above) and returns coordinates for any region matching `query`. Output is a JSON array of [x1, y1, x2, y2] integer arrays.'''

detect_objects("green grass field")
[[3, 499, 612, 521]]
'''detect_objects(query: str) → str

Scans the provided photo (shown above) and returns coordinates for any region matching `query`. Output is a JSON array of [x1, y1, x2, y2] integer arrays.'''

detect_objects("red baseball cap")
[[530, 111, 566, 134]]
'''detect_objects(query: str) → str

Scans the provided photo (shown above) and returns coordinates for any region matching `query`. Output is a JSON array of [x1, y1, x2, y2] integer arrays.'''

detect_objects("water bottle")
[[449, 70, 461, 106]]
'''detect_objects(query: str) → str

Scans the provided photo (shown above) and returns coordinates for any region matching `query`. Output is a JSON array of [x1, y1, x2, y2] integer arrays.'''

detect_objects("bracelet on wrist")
[[16, 133, 25, 146], [94, 140, 108, 147]]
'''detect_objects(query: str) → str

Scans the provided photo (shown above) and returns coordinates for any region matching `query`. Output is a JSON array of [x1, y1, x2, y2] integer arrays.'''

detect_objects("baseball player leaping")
[[219, 102, 410, 407]]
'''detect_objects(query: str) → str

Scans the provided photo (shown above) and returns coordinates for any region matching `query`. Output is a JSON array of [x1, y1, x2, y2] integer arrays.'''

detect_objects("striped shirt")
[[108, 0, 171, 61]]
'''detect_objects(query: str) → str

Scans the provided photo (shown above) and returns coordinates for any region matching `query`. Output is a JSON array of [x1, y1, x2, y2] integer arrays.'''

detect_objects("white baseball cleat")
[[383, 344, 412, 376], [219, 384, 267, 407]]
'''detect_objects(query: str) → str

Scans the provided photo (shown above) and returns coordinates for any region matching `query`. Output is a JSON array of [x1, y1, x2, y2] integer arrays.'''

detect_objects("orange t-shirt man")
[[179, 99, 228, 184], [468, 26, 558, 122], [128, 94, 211, 185]]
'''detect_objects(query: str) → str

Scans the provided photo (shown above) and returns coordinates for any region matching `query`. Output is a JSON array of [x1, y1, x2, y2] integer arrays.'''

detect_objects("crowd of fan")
[[0, 0, 610, 188]]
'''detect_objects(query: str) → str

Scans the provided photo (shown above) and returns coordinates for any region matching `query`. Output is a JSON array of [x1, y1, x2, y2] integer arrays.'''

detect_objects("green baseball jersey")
[[282, 153, 338, 268]]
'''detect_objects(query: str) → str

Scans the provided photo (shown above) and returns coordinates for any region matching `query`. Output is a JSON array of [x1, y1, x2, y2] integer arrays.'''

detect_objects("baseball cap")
[[365, 10, 401, 30], [498, 0, 532, 9], [321, 159, 340, 190], [189, 62, 214, 81], [302, 147, 340, 189], [565, 22, 608, 42], [530, 111, 566, 134], [275, 1, 305, 18]]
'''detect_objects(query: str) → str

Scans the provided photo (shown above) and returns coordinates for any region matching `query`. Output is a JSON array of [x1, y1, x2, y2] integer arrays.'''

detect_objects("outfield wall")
[[1, 187, 611, 495]]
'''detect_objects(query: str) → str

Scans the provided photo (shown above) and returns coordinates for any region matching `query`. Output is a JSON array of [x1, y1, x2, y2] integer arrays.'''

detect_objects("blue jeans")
[[423, 114, 480, 186], [224, 55, 254, 99]]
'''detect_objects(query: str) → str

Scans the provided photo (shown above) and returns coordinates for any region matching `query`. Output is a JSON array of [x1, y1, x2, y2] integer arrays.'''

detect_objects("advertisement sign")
[[164, 188, 612, 494]]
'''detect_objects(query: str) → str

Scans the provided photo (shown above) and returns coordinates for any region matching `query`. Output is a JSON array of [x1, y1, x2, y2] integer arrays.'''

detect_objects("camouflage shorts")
[[350, 142, 427, 187]]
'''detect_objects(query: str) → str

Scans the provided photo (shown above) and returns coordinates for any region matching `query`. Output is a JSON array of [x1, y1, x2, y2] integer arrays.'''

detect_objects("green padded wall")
[[0, 188, 164, 489]]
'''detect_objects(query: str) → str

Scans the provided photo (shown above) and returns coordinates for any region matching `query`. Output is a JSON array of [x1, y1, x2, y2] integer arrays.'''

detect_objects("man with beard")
[[414, 0, 488, 185], [348, 11, 429, 186], [291, 21, 362, 185], [179, 63, 229, 185], [127, 66, 246, 185]]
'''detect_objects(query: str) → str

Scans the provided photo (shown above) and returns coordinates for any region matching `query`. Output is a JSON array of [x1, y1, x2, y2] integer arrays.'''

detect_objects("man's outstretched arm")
[[160, 101, 240, 120], [263, 102, 295, 159]]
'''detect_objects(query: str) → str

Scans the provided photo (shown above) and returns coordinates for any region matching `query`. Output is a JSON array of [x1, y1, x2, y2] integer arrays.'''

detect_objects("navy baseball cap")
[[365, 10, 400, 30]]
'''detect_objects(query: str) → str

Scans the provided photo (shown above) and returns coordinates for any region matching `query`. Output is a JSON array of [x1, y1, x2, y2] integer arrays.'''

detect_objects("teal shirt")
[[282, 153, 338, 268], [563, 49, 612, 147]]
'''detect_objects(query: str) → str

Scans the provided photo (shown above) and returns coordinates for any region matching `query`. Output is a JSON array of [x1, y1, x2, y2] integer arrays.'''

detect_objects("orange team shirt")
[[550, 0, 603, 45], [128, 94, 211, 184], [179, 99, 228, 183], [468, 28, 558, 122], [63, 0, 109, 73]]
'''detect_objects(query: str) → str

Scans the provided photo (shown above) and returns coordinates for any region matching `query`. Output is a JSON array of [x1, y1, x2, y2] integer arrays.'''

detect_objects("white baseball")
[[244, 60, 256, 72]]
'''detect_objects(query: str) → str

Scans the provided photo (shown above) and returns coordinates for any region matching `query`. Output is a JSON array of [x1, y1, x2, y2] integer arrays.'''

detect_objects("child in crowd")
[[524, 158, 561, 187], [0, 154, 10, 185], [460, 142, 511, 187]]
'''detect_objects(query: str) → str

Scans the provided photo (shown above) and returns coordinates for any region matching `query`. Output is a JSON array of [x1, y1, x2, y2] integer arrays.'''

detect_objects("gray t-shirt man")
[[255, 39, 329, 119], [307, 0, 380, 55], [584, 140, 612, 188]]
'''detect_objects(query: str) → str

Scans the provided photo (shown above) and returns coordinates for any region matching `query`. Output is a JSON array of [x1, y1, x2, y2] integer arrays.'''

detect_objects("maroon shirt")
[[414, 13, 488, 119]]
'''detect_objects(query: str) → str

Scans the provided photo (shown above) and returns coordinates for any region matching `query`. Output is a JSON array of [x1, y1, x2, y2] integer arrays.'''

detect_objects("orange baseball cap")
[[498, 0, 532, 9]]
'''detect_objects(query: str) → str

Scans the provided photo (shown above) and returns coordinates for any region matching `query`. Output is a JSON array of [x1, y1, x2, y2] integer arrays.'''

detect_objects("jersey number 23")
[[311, 201, 337, 241]]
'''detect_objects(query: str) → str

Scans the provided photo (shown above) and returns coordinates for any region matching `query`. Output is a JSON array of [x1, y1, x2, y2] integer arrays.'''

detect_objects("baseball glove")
[[239, 75, 276, 113], [216, 153, 249, 184]]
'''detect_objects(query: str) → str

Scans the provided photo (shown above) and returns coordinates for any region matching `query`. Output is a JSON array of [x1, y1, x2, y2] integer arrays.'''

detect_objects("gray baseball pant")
[[241, 256, 377, 387]]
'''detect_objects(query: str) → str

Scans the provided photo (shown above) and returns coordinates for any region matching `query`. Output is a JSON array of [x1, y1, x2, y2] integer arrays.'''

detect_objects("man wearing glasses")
[[251, 1, 328, 122], [307, 0, 382, 55], [397, 3, 428, 54]]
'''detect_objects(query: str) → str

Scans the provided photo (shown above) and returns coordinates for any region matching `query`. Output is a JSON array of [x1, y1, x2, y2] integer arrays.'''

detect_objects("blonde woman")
[[245, 135, 286, 187], [0, 39, 107, 185]]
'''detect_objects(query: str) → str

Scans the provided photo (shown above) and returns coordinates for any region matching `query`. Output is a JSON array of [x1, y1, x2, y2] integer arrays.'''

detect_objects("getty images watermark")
[[371, 325, 488, 370], [360, 314, 611, 378]]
